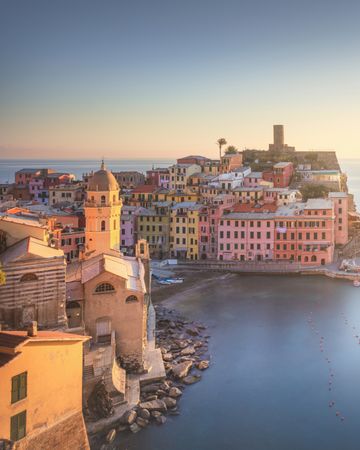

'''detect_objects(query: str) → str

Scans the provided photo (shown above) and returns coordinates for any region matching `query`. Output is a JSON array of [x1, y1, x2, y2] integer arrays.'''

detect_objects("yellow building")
[[0, 325, 90, 449], [84, 161, 122, 257], [137, 202, 171, 259], [170, 202, 202, 260], [166, 191, 201, 203]]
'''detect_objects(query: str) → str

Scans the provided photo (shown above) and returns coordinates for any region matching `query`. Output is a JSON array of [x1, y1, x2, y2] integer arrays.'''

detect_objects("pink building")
[[28, 177, 48, 204], [120, 205, 138, 255], [218, 212, 275, 261], [274, 199, 335, 265], [243, 172, 264, 187], [197, 194, 235, 260], [329, 192, 349, 245], [263, 162, 293, 188]]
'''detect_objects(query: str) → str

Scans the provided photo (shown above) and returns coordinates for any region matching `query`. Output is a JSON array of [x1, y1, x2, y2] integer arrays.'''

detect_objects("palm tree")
[[217, 138, 227, 160]]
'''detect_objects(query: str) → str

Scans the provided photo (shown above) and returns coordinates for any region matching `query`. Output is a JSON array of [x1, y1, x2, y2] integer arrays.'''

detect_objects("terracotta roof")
[[131, 185, 158, 194], [0, 331, 89, 349], [231, 203, 277, 213], [0, 332, 28, 349], [0, 353, 19, 368]]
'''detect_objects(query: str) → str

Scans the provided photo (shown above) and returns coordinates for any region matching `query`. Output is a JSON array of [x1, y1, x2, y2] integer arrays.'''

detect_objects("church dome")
[[88, 162, 119, 192]]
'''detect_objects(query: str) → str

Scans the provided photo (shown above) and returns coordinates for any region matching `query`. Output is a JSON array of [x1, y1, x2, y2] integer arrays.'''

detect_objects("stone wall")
[[14, 411, 89, 450]]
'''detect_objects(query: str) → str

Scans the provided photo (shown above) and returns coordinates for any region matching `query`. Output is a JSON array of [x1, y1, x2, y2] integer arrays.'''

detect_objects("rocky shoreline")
[[91, 304, 211, 449]]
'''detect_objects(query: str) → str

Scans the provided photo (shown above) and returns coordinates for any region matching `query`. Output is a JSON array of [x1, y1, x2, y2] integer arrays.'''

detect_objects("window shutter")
[[18, 411, 26, 439], [20, 373, 27, 399], [11, 376, 19, 403], [10, 415, 18, 441]]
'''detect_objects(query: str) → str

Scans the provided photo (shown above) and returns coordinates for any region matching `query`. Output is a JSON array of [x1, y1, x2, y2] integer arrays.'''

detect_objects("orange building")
[[0, 324, 90, 449]]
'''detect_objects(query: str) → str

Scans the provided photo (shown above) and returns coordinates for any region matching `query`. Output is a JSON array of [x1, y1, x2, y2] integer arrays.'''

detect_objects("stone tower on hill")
[[269, 124, 295, 152]]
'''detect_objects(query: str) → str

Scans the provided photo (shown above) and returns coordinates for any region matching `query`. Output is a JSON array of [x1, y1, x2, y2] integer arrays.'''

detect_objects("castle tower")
[[273, 124, 284, 148], [84, 161, 122, 257]]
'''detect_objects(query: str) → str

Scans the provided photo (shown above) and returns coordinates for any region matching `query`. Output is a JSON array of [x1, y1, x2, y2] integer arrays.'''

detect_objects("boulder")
[[129, 423, 142, 434], [186, 327, 199, 336], [156, 415, 167, 425], [171, 361, 193, 379], [183, 374, 201, 385], [151, 411, 162, 419], [120, 409, 137, 425], [141, 383, 161, 393], [163, 353, 173, 362], [163, 397, 177, 408], [139, 399, 167, 412], [136, 417, 149, 428], [117, 424, 128, 432], [139, 408, 151, 420], [106, 429, 116, 444], [197, 360, 210, 370], [180, 346, 196, 356], [169, 387, 183, 398]]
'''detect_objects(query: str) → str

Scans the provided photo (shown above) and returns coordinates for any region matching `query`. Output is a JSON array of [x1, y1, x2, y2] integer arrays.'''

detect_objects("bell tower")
[[84, 161, 122, 257]]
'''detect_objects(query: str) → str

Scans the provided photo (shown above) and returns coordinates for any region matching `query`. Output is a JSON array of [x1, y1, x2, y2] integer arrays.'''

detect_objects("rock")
[[186, 327, 199, 336], [106, 429, 116, 444], [117, 424, 128, 432], [183, 374, 201, 385], [163, 353, 173, 362], [139, 408, 151, 420], [151, 411, 162, 419], [171, 361, 193, 379], [120, 409, 137, 425], [156, 415, 167, 425], [139, 399, 167, 412], [130, 423, 142, 434], [136, 417, 149, 428], [197, 360, 210, 370], [145, 394, 158, 401], [163, 396, 177, 408], [169, 387, 183, 398], [180, 346, 196, 356], [141, 383, 161, 393], [156, 389, 167, 397]]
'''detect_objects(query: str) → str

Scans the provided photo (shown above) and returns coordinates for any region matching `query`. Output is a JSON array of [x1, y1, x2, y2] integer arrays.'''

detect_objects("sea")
[[0, 158, 359, 208]]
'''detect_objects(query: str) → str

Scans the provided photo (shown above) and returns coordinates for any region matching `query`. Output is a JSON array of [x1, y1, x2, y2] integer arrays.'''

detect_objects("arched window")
[[304, 256, 309, 262], [95, 283, 115, 293], [126, 295, 138, 303], [101, 195, 106, 205], [101, 220, 106, 231], [20, 273, 38, 282], [113, 219, 116, 230], [311, 255, 317, 262], [113, 195, 116, 203]]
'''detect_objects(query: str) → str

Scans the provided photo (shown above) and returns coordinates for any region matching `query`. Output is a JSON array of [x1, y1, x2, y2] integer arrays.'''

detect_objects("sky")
[[1, 0, 360, 159]]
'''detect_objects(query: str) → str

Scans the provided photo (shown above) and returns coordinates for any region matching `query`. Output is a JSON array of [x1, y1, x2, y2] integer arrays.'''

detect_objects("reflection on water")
[[116, 275, 360, 450]]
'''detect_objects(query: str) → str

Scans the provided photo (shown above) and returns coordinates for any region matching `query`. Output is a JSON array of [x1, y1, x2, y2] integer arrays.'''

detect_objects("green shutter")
[[11, 376, 19, 403], [10, 411, 26, 441], [19, 373, 27, 400], [10, 414, 18, 441]]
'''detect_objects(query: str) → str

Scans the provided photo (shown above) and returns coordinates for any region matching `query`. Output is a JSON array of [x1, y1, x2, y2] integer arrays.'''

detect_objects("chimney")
[[27, 321, 38, 337]]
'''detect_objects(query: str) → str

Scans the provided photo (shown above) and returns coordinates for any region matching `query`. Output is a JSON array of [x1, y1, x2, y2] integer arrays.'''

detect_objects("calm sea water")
[[0, 159, 174, 183], [117, 275, 360, 450], [0, 158, 359, 208]]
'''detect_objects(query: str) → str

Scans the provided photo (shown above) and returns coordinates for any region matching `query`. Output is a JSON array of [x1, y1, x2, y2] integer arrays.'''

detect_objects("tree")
[[225, 145, 238, 155], [217, 138, 227, 160], [300, 183, 330, 201]]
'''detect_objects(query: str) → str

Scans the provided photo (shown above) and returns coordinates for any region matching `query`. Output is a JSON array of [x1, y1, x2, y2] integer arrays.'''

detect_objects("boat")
[[157, 279, 172, 285], [353, 280, 360, 287], [165, 278, 184, 284]]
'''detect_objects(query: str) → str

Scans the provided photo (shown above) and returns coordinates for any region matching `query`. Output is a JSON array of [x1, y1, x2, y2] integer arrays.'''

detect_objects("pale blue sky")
[[1, 0, 360, 158]]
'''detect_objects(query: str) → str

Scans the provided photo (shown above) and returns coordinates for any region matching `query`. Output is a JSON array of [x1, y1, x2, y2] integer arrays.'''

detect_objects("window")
[[101, 220, 106, 231], [20, 273, 38, 282], [11, 372, 27, 403], [126, 295, 138, 303], [10, 411, 26, 441], [101, 195, 106, 205], [95, 283, 115, 293]]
